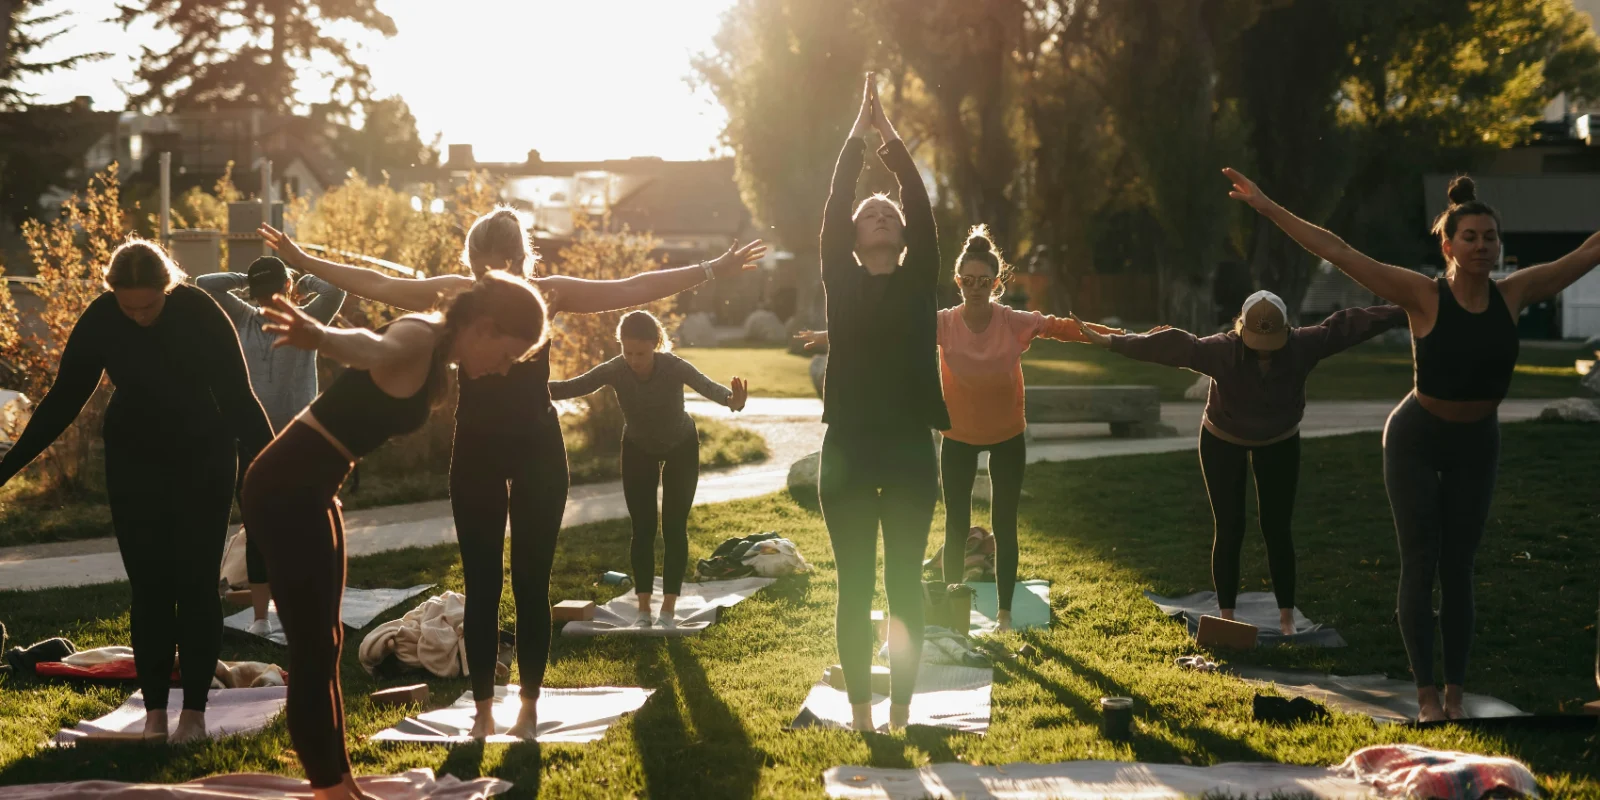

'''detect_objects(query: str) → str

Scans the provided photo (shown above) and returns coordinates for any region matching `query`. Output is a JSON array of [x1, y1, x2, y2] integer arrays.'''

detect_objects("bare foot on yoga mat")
[[996, 610, 1013, 632], [1278, 608, 1295, 636], [1443, 684, 1468, 720], [506, 712, 541, 740], [889, 703, 911, 731], [659, 594, 678, 625], [142, 710, 169, 739], [1416, 687, 1447, 722], [470, 699, 495, 740], [851, 704, 875, 733], [168, 710, 208, 744]]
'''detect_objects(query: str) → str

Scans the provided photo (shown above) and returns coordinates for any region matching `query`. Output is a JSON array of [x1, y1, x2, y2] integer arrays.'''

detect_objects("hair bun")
[[1447, 175, 1477, 205], [964, 232, 993, 255]]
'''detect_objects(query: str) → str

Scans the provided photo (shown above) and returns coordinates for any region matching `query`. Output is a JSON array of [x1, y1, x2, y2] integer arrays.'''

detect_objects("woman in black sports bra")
[[258, 216, 764, 739], [241, 272, 548, 800], [1224, 169, 1600, 722]]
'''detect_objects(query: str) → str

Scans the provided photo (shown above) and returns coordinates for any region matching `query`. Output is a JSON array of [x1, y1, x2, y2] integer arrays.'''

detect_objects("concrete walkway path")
[[0, 396, 1555, 591]]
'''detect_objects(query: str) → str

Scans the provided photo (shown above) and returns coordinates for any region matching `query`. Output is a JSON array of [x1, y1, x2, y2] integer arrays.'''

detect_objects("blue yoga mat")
[[969, 580, 1051, 632]]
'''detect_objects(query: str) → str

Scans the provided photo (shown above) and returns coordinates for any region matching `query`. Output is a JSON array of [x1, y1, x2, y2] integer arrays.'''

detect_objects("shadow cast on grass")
[[631, 639, 762, 799]]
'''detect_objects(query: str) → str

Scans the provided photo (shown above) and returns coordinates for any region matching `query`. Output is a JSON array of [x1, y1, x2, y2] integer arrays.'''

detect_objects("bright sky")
[[16, 0, 737, 162]]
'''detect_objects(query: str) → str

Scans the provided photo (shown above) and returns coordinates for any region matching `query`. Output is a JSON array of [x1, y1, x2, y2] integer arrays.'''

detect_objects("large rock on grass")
[[1538, 398, 1600, 423], [677, 312, 717, 347], [743, 310, 787, 344]]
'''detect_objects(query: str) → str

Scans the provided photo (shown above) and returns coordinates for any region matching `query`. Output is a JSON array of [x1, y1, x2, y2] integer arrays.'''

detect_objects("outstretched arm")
[[0, 313, 105, 486], [261, 297, 433, 373], [1224, 169, 1435, 313], [1036, 315, 1123, 343], [1498, 231, 1600, 313], [259, 224, 470, 312], [297, 274, 348, 325], [547, 360, 617, 401], [1072, 313, 1224, 375], [1299, 305, 1408, 362], [673, 355, 735, 407], [535, 239, 765, 316]]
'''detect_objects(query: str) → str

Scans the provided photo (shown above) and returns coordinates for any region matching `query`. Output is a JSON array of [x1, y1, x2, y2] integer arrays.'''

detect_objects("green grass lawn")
[[679, 341, 1589, 402], [0, 416, 768, 549], [2, 421, 1596, 796]]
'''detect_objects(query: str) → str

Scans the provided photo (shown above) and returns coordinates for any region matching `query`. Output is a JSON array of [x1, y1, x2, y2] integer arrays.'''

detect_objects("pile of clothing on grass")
[[923, 526, 996, 583], [694, 532, 811, 581], [5, 635, 284, 688]]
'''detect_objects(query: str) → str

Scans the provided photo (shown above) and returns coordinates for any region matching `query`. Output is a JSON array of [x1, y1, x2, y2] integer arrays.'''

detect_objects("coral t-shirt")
[[937, 303, 1074, 446]]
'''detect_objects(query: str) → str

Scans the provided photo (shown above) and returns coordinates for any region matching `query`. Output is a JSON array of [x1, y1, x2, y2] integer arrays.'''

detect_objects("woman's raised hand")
[[868, 79, 897, 141], [794, 330, 829, 350], [1070, 313, 1114, 347], [1222, 168, 1275, 213], [257, 224, 309, 269], [261, 295, 327, 351], [729, 377, 749, 412], [708, 239, 768, 279], [850, 73, 875, 139]]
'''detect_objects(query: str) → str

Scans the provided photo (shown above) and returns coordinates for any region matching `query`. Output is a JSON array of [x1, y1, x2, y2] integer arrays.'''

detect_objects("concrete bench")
[[1025, 385, 1177, 439]]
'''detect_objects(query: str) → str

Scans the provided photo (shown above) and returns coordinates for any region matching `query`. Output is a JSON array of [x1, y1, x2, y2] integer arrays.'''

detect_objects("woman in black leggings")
[[549, 311, 748, 627], [1076, 292, 1404, 634], [0, 241, 272, 743], [819, 75, 947, 732], [1226, 169, 1600, 720], [259, 218, 763, 738], [243, 272, 547, 799]]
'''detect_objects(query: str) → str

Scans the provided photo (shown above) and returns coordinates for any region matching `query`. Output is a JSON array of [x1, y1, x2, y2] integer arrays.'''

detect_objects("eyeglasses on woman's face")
[[956, 274, 995, 289]]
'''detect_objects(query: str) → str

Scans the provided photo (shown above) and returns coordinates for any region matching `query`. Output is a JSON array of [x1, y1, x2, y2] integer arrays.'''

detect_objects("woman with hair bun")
[[548, 310, 748, 628], [258, 213, 763, 739], [798, 225, 1119, 633], [0, 239, 272, 743], [1224, 168, 1600, 721], [243, 271, 549, 798]]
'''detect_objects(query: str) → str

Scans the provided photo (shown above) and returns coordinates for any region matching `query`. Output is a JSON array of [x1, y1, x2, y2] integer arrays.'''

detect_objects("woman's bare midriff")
[[294, 410, 358, 464], [1416, 392, 1500, 423]]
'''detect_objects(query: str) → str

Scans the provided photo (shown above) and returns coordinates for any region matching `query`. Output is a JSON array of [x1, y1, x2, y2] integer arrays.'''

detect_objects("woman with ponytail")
[[257, 216, 763, 739], [242, 272, 548, 798], [1223, 168, 1600, 721], [799, 225, 1119, 633]]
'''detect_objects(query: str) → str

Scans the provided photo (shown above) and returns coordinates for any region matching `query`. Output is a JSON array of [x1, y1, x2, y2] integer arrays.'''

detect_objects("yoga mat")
[[224, 584, 434, 645], [50, 686, 286, 747], [560, 576, 775, 638], [822, 761, 1375, 799], [789, 664, 992, 735], [969, 580, 1051, 633], [1233, 666, 1526, 724], [370, 684, 653, 744], [0, 768, 509, 800], [1144, 590, 1347, 647]]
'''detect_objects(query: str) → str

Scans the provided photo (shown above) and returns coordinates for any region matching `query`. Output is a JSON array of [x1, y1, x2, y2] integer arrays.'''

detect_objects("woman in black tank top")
[[241, 273, 547, 798], [1224, 169, 1600, 722], [259, 218, 765, 739]]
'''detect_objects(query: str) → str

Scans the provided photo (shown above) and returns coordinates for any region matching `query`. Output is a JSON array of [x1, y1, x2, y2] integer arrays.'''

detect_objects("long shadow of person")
[[631, 639, 761, 798]]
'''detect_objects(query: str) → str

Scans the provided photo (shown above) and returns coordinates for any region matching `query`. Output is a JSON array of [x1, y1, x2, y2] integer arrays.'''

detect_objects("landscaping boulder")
[[1538, 398, 1600, 423], [810, 355, 827, 399], [788, 451, 821, 492], [676, 312, 717, 347], [1582, 366, 1600, 398], [1184, 374, 1211, 401], [743, 310, 787, 344]]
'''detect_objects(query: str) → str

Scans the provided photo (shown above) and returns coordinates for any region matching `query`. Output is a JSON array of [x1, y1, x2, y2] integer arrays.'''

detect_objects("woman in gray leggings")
[[1224, 170, 1600, 721]]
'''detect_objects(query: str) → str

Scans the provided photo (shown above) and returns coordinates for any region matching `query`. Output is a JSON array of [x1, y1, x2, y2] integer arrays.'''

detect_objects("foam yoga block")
[[552, 600, 596, 622], [1196, 615, 1259, 649], [371, 684, 430, 708]]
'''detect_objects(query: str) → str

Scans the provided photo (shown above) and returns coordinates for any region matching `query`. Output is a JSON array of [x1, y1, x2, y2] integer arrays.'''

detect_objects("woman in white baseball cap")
[[1223, 168, 1600, 721], [1075, 292, 1404, 635]]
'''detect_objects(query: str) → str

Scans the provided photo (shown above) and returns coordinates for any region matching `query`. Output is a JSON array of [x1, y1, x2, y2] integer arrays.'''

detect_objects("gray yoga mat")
[[1233, 666, 1526, 724], [1144, 590, 1347, 647]]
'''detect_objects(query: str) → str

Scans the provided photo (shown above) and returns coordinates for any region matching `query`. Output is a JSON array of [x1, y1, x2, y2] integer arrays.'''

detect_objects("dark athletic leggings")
[[1197, 428, 1300, 610], [621, 431, 699, 596], [1383, 393, 1499, 688], [452, 417, 569, 702], [241, 422, 353, 789], [106, 434, 235, 713], [940, 433, 1025, 610], [820, 424, 938, 705]]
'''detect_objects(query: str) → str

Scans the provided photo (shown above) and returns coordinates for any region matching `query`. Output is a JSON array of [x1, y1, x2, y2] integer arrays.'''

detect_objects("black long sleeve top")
[[819, 136, 949, 432], [0, 284, 273, 487]]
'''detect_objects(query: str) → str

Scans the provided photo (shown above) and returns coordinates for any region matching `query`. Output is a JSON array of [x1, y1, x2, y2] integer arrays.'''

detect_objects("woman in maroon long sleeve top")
[[1078, 293, 1404, 634]]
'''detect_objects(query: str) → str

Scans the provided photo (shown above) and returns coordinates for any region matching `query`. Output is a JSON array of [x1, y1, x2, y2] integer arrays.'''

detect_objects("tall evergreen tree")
[[114, 0, 397, 114], [1, 0, 108, 109]]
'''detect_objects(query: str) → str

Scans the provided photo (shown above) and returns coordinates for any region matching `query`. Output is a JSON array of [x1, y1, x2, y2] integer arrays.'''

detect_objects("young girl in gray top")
[[549, 311, 748, 627]]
